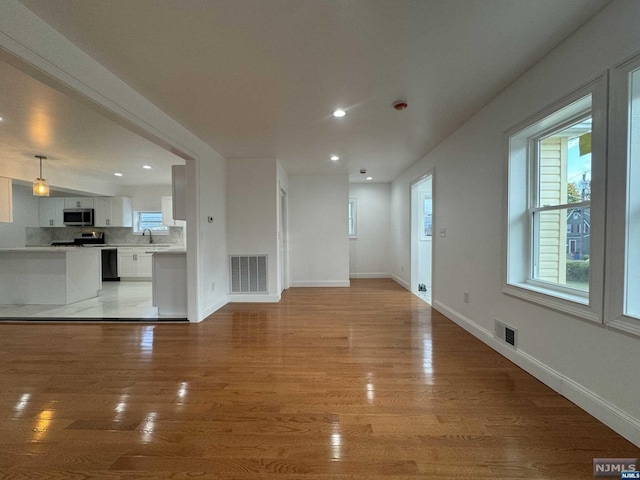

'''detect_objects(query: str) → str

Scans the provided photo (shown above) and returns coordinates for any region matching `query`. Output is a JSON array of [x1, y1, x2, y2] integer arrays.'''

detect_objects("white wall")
[[0, 183, 39, 247], [390, 0, 640, 445], [289, 175, 350, 287], [0, 0, 228, 321], [348, 183, 390, 278], [120, 185, 172, 212], [227, 158, 280, 301]]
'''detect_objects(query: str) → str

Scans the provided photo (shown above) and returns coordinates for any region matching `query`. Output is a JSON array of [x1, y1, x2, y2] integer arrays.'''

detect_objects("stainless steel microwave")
[[63, 208, 94, 226]]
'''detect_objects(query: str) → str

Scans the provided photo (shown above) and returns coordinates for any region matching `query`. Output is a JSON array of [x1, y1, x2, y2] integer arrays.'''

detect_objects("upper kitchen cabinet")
[[171, 165, 186, 221], [64, 197, 94, 209], [0, 177, 13, 223], [38, 197, 65, 227], [94, 197, 132, 227]]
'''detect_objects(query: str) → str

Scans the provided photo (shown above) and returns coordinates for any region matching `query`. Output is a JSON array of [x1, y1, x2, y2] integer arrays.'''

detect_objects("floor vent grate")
[[230, 255, 268, 293], [495, 319, 518, 349]]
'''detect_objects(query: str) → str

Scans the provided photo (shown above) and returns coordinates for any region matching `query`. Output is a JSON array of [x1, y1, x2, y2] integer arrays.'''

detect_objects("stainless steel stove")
[[51, 232, 105, 247]]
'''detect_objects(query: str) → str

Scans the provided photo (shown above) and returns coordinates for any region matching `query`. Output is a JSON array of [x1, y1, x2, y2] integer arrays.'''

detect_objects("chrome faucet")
[[142, 228, 154, 244]]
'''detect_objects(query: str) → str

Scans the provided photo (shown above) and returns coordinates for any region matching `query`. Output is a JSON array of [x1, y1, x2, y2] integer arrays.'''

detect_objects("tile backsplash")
[[26, 226, 184, 246]]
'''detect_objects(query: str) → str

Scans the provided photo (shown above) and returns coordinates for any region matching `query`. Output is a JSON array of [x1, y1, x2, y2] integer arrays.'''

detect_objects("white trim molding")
[[391, 274, 410, 291], [350, 272, 390, 279], [289, 281, 350, 287]]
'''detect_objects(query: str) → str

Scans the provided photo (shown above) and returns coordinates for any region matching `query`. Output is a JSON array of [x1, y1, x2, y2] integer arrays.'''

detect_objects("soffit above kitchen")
[[19, 0, 610, 183], [0, 58, 183, 195]]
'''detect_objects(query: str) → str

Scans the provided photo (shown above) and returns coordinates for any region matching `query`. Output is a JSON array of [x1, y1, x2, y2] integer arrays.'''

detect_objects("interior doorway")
[[279, 187, 289, 293], [411, 173, 433, 303]]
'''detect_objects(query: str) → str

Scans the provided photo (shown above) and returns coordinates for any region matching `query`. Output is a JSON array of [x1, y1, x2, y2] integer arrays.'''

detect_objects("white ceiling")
[[11, 0, 609, 184], [0, 59, 183, 193]]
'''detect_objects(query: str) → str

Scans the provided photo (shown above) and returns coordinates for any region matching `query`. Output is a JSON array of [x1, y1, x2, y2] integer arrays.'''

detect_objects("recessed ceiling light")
[[366, 176, 373, 181], [0, 116, 3, 121], [332, 109, 346, 118], [114, 172, 123, 177], [142, 165, 152, 169], [330, 155, 340, 161]]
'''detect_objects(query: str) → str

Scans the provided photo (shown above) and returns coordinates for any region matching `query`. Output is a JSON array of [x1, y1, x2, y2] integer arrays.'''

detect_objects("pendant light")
[[32, 155, 49, 196]]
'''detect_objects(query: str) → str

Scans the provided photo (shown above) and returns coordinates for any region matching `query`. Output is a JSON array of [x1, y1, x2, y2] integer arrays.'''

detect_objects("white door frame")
[[279, 186, 289, 292], [410, 169, 434, 302]]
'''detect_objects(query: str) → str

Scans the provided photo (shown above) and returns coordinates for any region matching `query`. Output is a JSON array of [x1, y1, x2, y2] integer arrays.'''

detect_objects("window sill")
[[606, 317, 640, 338], [502, 282, 600, 323], [133, 231, 170, 236]]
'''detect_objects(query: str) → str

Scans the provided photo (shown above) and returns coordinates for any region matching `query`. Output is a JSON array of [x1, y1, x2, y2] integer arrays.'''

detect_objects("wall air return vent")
[[230, 255, 268, 293], [495, 319, 518, 349]]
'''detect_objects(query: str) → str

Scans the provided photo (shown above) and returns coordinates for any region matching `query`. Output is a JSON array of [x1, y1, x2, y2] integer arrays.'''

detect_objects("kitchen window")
[[504, 76, 606, 322], [133, 211, 169, 234]]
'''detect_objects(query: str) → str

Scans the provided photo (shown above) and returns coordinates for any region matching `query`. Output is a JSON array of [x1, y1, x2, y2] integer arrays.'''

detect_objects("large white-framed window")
[[504, 77, 607, 322], [348, 198, 357, 238], [606, 54, 640, 336]]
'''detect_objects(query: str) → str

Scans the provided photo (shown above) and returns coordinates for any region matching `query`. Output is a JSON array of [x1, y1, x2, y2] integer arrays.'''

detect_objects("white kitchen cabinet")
[[161, 196, 186, 227], [152, 251, 187, 316], [117, 247, 153, 279], [0, 177, 13, 223], [38, 197, 65, 227], [171, 164, 186, 221], [65, 197, 94, 209], [94, 197, 132, 227]]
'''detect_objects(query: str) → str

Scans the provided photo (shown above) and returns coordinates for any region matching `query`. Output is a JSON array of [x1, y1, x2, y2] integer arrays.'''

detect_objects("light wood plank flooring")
[[0, 279, 636, 478]]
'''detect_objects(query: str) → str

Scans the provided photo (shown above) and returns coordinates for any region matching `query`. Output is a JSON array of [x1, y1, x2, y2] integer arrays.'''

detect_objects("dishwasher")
[[101, 248, 120, 281]]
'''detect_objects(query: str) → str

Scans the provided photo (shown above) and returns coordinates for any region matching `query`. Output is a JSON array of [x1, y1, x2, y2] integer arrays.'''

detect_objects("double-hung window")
[[606, 55, 640, 335], [505, 77, 607, 321]]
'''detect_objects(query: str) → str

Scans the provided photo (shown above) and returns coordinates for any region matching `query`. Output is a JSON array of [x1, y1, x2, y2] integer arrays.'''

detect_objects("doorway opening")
[[411, 173, 433, 303], [279, 187, 289, 293]]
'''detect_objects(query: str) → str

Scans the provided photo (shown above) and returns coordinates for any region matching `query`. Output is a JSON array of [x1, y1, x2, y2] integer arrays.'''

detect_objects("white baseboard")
[[289, 281, 350, 287], [433, 300, 640, 448], [391, 273, 410, 291], [197, 298, 228, 322], [228, 294, 281, 303], [349, 273, 390, 279]]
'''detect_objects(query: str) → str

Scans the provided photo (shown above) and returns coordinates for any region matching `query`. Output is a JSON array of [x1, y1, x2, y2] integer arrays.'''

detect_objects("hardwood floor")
[[0, 279, 636, 478]]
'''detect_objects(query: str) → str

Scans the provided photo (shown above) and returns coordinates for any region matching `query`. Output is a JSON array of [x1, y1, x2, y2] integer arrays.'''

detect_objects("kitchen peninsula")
[[0, 247, 101, 305]]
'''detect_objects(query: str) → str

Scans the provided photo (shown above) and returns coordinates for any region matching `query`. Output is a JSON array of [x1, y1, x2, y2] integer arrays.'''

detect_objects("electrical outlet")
[[401, 266, 404, 272], [211, 282, 215, 291], [439, 227, 447, 237], [464, 291, 469, 303]]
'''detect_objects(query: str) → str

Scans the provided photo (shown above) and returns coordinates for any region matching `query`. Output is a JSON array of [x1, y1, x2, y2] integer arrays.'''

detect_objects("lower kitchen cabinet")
[[117, 247, 153, 279]]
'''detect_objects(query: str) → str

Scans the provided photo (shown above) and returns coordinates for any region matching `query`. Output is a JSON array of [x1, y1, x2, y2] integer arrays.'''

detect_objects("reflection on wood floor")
[[0, 281, 157, 318], [0, 279, 635, 478]]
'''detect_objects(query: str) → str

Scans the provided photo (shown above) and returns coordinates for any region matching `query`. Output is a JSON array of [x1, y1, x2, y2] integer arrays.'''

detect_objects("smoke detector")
[[393, 101, 408, 111]]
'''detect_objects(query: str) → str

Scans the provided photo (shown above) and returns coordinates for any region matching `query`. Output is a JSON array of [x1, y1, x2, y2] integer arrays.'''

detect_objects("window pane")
[[533, 206, 590, 292], [423, 197, 432, 236], [538, 117, 592, 207], [137, 211, 168, 232], [625, 68, 640, 318]]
